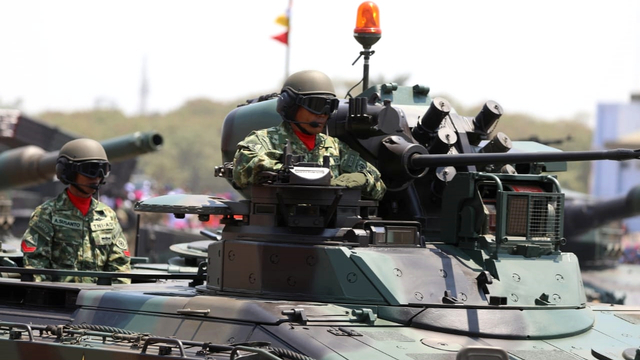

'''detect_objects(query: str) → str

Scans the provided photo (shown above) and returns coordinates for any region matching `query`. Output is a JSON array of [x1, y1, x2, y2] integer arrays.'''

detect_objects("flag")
[[272, 31, 288, 45], [275, 14, 289, 28], [272, 1, 291, 46]]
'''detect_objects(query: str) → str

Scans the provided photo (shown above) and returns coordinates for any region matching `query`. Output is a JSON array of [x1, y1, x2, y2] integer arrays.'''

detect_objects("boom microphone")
[[68, 179, 107, 195], [285, 119, 322, 128]]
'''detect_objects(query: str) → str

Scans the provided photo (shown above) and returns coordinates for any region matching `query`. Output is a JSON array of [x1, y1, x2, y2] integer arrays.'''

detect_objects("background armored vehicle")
[[0, 2, 639, 359], [563, 186, 640, 269]]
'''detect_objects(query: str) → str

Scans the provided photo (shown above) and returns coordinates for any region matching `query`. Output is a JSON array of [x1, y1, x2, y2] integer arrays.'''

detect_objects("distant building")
[[591, 93, 640, 231]]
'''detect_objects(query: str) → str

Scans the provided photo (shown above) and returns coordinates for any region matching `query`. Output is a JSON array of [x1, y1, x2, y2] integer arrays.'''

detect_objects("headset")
[[56, 157, 107, 193], [276, 88, 298, 121]]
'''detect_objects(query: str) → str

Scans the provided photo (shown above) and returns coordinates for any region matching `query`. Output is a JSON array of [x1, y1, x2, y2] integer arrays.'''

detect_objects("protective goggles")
[[73, 161, 111, 178], [296, 95, 340, 115]]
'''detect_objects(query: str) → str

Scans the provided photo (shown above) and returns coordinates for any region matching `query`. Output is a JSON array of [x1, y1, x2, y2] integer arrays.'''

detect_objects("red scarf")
[[293, 128, 316, 151], [67, 188, 92, 216]]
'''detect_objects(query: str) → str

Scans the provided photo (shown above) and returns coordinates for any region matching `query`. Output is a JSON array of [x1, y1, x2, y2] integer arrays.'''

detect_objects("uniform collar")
[[57, 189, 98, 213]]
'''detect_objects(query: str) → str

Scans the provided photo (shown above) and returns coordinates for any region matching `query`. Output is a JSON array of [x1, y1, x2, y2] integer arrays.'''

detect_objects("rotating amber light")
[[354, 1, 381, 49], [354, 1, 381, 34]]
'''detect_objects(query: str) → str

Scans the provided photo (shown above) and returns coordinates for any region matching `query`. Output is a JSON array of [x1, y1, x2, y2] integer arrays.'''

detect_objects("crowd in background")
[[100, 179, 234, 234]]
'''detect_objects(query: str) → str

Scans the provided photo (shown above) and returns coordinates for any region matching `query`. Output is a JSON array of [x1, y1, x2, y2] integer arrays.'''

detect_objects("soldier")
[[21, 138, 131, 284], [233, 70, 386, 200]]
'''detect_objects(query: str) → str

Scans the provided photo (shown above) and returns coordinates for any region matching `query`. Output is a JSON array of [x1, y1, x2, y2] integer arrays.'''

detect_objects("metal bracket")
[[442, 290, 463, 304], [281, 309, 308, 325], [140, 337, 186, 357], [351, 308, 377, 324]]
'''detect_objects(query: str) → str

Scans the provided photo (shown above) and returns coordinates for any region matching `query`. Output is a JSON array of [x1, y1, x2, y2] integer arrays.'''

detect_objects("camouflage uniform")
[[234, 122, 386, 200], [21, 191, 131, 284]]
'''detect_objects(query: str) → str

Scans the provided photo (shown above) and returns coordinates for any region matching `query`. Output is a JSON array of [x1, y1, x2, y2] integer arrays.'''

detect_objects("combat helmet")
[[276, 70, 340, 121], [55, 138, 111, 185]]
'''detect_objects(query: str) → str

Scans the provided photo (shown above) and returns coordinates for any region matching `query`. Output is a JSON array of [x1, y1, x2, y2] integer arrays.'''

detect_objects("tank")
[[1, 4, 640, 360]]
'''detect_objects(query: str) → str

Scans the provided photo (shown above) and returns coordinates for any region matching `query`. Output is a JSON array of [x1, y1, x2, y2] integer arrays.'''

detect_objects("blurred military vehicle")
[[0, 2, 639, 359], [0, 108, 164, 259], [563, 187, 640, 269]]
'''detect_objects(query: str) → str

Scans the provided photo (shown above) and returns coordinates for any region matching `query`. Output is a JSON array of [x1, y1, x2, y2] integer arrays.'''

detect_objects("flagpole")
[[285, 41, 290, 79], [285, 0, 292, 79], [272, 0, 292, 81]]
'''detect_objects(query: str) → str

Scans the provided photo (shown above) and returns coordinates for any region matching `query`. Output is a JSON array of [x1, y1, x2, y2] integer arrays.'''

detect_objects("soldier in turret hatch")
[[233, 70, 386, 200], [21, 139, 131, 283]]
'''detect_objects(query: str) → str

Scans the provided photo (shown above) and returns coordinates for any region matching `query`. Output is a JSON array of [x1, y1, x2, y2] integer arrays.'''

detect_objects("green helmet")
[[277, 70, 339, 120], [55, 138, 111, 185], [281, 70, 336, 96]]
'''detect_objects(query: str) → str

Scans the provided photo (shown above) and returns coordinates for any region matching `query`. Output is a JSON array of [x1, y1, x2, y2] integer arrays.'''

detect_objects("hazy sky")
[[2, 0, 639, 125]]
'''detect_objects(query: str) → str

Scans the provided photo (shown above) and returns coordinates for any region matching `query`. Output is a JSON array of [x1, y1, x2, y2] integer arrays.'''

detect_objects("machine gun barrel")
[[409, 148, 640, 169], [0, 131, 163, 190]]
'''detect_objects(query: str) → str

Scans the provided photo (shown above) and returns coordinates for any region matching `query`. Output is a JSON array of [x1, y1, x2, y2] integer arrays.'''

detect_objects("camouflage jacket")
[[233, 122, 386, 200], [21, 190, 131, 284]]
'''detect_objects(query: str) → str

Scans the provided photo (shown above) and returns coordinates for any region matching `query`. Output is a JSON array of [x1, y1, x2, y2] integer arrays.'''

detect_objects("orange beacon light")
[[354, 1, 381, 35], [354, 1, 381, 49]]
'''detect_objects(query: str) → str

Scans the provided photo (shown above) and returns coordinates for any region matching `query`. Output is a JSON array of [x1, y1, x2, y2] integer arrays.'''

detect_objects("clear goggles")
[[73, 161, 111, 178], [296, 95, 340, 116]]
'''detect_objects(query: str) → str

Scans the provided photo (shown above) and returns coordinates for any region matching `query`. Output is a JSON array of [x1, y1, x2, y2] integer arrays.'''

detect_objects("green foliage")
[[36, 94, 594, 195], [39, 98, 240, 195]]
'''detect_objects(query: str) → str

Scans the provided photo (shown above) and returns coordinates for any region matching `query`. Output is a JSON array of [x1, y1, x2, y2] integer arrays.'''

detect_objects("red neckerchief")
[[293, 127, 316, 151], [67, 188, 92, 216]]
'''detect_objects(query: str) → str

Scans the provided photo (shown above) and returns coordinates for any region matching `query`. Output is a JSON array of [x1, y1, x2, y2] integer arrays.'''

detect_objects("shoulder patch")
[[31, 219, 54, 238], [91, 220, 115, 232], [21, 240, 37, 253], [115, 238, 128, 250]]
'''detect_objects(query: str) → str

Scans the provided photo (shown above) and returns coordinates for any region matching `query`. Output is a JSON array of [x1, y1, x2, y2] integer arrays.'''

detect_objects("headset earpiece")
[[276, 89, 297, 121], [55, 157, 71, 185]]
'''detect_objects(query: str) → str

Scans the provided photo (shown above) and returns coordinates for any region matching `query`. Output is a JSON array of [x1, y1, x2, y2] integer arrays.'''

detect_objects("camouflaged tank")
[[1, 3, 640, 359]]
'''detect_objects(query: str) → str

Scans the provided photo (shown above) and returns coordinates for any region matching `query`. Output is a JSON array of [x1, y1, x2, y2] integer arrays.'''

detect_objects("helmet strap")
[[70, 183, 93, 195], [69, 178, 104, 196]]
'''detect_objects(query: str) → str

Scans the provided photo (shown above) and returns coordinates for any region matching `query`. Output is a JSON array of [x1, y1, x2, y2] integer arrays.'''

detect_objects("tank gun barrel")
[[100, 131, 164, 161], [0, 131, 163, 190], [564, 185, 640, 237], [409, 148, 640, 169]]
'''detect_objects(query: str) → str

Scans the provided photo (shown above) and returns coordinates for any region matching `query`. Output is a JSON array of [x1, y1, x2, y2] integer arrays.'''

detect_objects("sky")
[[1, 0, 639, 126]]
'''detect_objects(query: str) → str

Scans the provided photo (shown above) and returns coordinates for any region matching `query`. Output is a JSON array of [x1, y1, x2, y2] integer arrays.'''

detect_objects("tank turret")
[[131, 90, 640, 353]]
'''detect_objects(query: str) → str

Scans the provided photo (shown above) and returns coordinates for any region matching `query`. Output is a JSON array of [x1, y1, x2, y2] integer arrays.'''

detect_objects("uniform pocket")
[[330, 155, 341, 177], [51, 233, 82, 268]]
